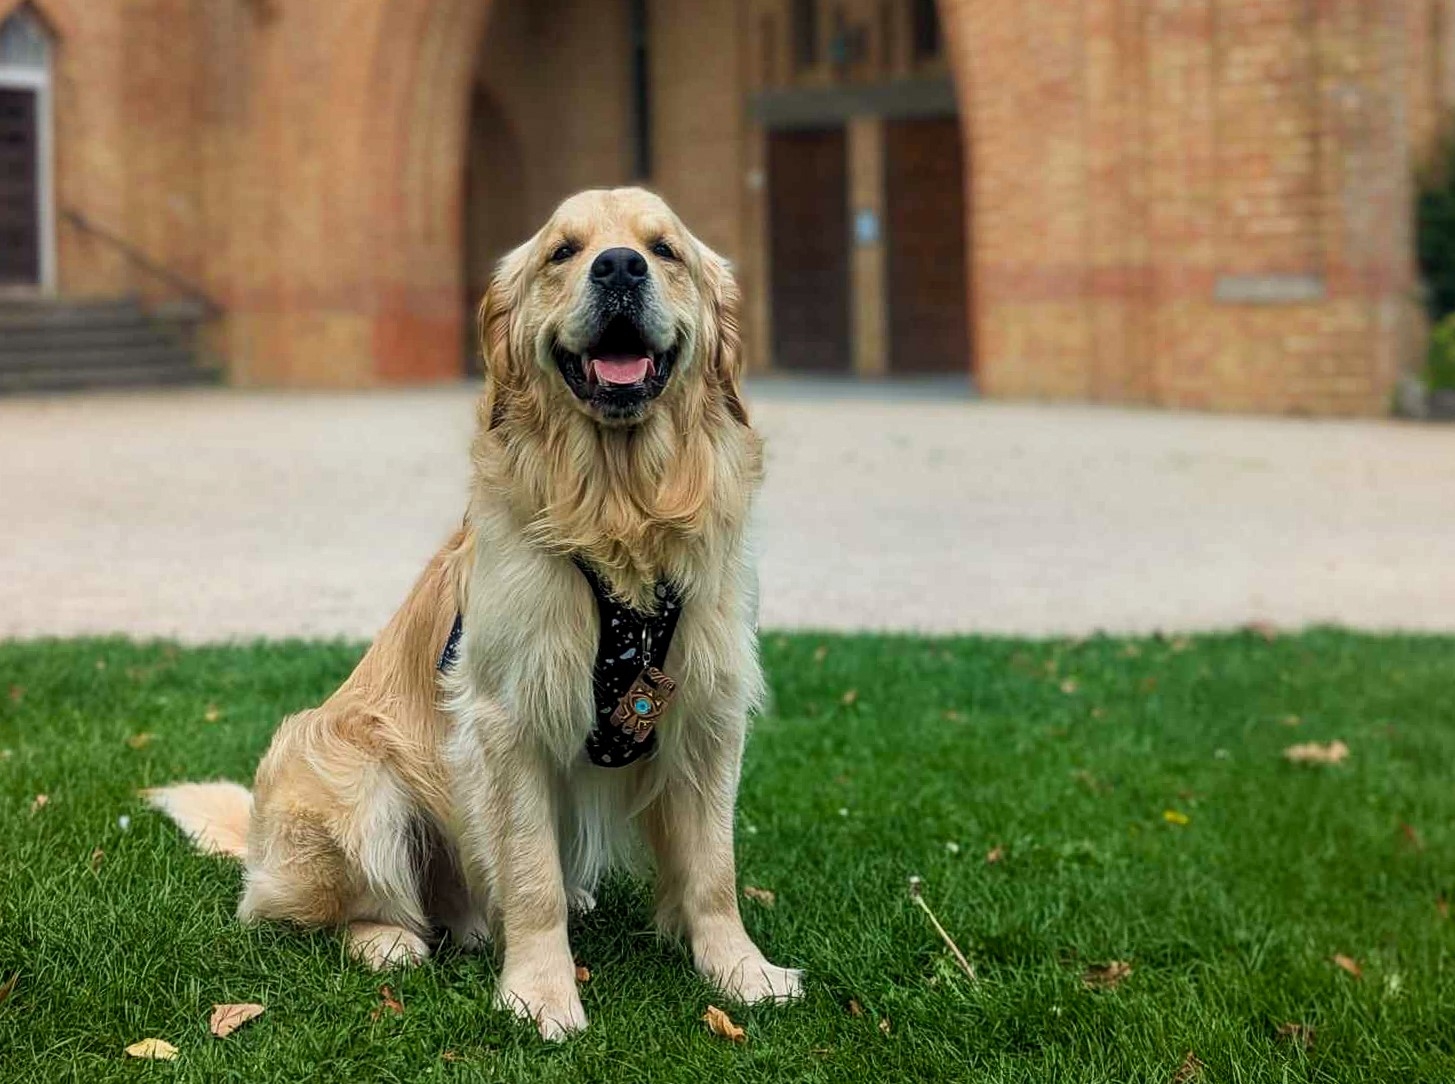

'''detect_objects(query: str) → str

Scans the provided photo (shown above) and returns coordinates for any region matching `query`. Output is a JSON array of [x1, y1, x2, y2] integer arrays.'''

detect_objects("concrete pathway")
[[1, 382, 1451, 642]]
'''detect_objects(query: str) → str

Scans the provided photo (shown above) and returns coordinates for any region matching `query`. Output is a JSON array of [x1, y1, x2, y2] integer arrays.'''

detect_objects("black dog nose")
[[590, 247, 649, 289]]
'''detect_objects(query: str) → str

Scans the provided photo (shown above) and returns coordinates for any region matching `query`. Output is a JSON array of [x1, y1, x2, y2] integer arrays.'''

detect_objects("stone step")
[[0, 359, 219, 394]]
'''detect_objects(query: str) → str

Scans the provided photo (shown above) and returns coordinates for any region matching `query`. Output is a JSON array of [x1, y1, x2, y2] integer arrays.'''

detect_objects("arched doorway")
[[0, 3, 55, 291]]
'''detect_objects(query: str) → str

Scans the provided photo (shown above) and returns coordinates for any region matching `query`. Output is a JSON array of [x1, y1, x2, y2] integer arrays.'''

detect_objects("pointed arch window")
[[0, 5, 49, 69]]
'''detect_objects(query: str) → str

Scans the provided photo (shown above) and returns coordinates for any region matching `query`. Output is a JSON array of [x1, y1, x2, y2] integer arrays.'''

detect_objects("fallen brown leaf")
[[29, 794, 48, 814], [1284, 740, 1349, 765], [840, 689, 858, 706], [1276, 1022, 1315, 1050], [124, 1038, 178, 1061], [985, 844, 1005, 864], [1400, 822, 1425, 851], [1438, 894, 1450, 920], [1171, 1049, 1204, 1083], [877, 1017, 891, 1036], [441, 1050, 460, 1062], [743, 885, 776, 908], [210, 1002, 265, 1038], [1082, 961, 1133, 990], [847, 998, 864, 1017], [7, 685, 23, 703], [1331, 954, 1362, 979], [370, 985, 405, 1020], [0, 973, 16, 1003], [575, 965, 591, 983], [702, 1004, 745, 1043], [89, 848, 104, 872], [204, 705, 221, 723], [812, 645, 828, 664], [125, 732, 155, 750]]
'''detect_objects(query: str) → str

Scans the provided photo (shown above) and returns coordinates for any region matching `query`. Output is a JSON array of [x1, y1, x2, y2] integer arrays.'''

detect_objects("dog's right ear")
[[477, 241, 531, 430]]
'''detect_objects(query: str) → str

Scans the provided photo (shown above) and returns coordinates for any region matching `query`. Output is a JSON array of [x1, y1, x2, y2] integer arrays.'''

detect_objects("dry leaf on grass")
[[985, 845, 1005, 865], [204, 704, 221, 723], [370, 985, 405, 1020], [7, 685, 23, 703], [1276, 1022, 1315, 1050], [1331, 954, 1362, 979], [89, 849, 104, 872], [1163, 809, 1190, 826], [1082, 961, 1133, 990], [702, 1004, 745, 1043], [1171, 1049, 1204, 1083], [29, 794, 48, 814], [812, 645, 828, 664], [878, 1017, 891, 1036], [125, 733, 155, 750], [1060, 678, 1080, 695], [840, 689, 858, 706], [1438, 895, 1450, 920], [0, 973, 17, 1003], [1400, 822, 1424, 851], [1283, 740, 1349, 765], [743, 885, 776, 908], [847, 998, 864, 1017], [124, 1038, 178, 1061], [575, 965, 591, 983], [210, 1002, 265, 1038]]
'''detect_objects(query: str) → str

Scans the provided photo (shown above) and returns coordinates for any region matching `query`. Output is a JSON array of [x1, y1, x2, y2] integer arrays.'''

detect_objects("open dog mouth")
[[553, 314, 676, 419]]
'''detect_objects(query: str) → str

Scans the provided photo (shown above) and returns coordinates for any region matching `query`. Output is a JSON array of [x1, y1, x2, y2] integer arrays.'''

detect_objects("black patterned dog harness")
[[437, 558, 683, 768]]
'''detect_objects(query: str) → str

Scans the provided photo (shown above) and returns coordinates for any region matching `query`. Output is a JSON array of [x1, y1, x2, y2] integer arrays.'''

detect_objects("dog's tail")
[[143, 781, 253, 860]]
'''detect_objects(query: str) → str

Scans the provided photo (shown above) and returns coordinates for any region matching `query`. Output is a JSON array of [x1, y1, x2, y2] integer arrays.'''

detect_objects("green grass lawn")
[[2, 631, 1453, 1082]]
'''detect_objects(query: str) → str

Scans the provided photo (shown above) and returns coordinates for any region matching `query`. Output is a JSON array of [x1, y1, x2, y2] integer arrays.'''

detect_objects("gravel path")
[[1, 383, 1451, 642]]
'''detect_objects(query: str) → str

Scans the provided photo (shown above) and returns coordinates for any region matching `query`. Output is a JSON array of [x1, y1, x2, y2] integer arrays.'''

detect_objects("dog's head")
[[478, 188, 746, 428]]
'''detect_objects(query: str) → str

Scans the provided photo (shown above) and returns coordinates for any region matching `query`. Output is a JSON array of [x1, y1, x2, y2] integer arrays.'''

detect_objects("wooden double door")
[[767, 115, 970, 375]]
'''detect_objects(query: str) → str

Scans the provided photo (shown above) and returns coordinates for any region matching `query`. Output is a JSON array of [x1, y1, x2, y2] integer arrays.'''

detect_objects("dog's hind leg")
[[240, 730, 435, 970]]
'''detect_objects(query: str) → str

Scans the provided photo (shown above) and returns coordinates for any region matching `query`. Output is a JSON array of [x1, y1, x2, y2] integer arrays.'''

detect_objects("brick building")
[[1, 0, 1450, 413]]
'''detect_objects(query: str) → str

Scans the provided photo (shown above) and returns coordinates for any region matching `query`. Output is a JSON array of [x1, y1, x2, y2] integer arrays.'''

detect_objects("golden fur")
[[148, 188, 798, 1039]]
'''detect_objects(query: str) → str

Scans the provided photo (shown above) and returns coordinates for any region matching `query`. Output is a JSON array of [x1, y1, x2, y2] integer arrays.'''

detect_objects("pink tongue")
[[591, 355, 652, 385]]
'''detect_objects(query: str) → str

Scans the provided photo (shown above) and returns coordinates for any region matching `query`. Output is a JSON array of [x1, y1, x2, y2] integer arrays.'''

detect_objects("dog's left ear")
[[694, 237, 750, 427]]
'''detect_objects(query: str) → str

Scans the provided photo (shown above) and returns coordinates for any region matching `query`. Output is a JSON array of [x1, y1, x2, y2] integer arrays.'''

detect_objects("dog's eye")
[[549, 243, 577, 264], [650, 240, 677, 261]]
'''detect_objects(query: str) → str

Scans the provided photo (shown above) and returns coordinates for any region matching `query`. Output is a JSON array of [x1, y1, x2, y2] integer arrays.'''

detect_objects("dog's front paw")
[[698, 946, 804, 1005], [496, 972, 588, 1041]]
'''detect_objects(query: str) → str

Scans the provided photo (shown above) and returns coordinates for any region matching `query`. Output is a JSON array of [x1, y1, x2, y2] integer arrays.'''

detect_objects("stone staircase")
[[0, 296, 220, 394]]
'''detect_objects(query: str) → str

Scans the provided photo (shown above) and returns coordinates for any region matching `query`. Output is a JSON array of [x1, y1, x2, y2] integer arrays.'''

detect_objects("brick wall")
[[10, 0, 1453, 413]]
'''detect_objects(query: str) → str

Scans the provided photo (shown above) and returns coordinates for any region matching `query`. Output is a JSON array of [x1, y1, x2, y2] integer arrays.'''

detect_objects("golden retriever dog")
[[148, 187, 800, 1038]]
